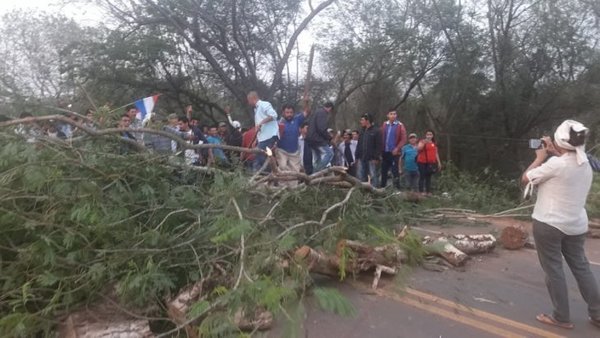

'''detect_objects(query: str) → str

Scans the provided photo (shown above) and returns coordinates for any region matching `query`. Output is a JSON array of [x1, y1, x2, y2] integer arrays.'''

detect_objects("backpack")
[[588, 153, 600, 172]]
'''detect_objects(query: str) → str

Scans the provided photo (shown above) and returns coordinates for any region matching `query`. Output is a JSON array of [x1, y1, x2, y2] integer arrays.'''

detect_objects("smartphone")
[[529, 139, 542, 149]]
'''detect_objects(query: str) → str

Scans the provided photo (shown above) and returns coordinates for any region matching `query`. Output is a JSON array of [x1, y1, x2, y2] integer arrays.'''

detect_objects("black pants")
[[418, 163, 433, 193], [303, 144, 313, 175], [380, 152, 400, 188]]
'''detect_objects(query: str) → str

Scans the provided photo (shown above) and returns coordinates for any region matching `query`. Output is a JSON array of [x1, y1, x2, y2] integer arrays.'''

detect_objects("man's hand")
[[392, 147, 400, 156], [185, 105, 192, 114], [535, 147, 549, 162], [541, 136, 559, 156], [224, 105, 231, 115]]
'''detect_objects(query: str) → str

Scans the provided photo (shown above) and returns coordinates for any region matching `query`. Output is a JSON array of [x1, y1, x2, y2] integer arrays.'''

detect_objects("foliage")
[[312, 287, 357, 317], [0, 131, 417, 336], [433, 163, 519, 213]]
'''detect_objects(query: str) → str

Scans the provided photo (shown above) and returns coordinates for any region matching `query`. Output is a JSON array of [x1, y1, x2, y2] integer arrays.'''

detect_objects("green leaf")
[[210, 219, 252, 244], [313, 287, 356, 317], [37, 272, 59, 287], [187, 300, 210, 319]]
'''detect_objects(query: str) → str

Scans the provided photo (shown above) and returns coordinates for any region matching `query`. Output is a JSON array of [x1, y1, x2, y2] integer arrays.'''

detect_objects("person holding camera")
[[521, 120, 600, 330], [416, 130, 442, 195]]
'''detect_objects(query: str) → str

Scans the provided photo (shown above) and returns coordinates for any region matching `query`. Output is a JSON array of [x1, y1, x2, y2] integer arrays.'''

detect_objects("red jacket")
[[380, 121, 407, 153], [241, 127, 257, 162]]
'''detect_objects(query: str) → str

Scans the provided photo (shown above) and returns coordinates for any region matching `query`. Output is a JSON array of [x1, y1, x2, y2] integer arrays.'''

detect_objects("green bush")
[[432, 163, 520, 213]]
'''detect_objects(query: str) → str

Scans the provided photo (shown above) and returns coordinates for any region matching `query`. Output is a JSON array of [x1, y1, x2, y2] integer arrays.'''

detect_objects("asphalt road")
[[267, 221, 600, 338]]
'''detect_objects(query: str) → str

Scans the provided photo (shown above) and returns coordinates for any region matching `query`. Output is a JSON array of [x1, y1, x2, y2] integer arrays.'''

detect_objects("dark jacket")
[[356, 125, 383, 161], [306, 108, 330, 147]]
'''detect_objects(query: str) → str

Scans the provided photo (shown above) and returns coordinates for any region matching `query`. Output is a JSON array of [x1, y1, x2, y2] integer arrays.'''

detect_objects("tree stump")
[[500, 226, 529, 250]]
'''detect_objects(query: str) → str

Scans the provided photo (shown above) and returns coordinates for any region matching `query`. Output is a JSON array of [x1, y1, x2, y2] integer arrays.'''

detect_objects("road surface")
[[268, 220, 600, 337]]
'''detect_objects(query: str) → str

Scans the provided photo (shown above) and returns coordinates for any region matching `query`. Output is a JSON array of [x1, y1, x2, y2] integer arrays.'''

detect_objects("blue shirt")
[[384, 122, 400, 152], [402, 144, 418, 172], [254, 100, 279, 142], [207, 135, 227, 161], [278, 113, 305, 153]]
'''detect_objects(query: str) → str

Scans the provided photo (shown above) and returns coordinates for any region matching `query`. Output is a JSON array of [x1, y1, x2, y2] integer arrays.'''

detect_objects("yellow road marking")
[[350, 281, 565, 338], [372, 288, 525, 338], [405, 288, 565, 338]]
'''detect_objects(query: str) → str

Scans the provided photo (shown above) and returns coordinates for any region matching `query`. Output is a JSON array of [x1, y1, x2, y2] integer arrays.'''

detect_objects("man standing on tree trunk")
[[306, 101, 334, 172], [380, 109, 406, 189], [247, 91, 279, 172], [277, 103, 308, 186]]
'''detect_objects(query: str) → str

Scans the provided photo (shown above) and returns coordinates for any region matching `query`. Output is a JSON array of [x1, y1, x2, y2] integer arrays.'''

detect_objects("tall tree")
[[94, 0, 335, 115]]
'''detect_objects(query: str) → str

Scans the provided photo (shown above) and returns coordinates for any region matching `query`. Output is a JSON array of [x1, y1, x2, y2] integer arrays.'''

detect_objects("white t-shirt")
[[526, 152, 593, 235]]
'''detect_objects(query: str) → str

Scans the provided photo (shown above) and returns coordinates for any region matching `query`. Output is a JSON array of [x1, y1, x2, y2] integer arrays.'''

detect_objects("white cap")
[[232, 121, 241, 129]]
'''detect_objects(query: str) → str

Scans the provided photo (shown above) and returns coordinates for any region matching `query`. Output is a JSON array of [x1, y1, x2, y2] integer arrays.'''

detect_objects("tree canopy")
[[1, 0, 600, 173]]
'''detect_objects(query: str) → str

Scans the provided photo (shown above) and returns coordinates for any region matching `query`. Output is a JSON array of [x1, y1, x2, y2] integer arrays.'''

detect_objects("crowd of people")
[[13, 91, 444, 194], [240, 91, 442, 194]]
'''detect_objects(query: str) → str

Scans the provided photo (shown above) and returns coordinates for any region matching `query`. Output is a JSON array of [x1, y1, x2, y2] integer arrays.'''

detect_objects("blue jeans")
[[310, 144, 334, 173], [358, 159, 380, 187], [254, 136, 278, 172], [403, 170, 419, 191]]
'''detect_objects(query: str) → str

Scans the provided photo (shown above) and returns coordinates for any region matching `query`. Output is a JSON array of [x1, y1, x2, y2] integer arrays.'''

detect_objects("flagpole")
[[107, 93, 163, 115]]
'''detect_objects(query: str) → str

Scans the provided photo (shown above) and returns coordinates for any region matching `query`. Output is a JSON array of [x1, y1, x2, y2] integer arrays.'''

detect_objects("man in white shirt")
[[247, 91, 279, 172]]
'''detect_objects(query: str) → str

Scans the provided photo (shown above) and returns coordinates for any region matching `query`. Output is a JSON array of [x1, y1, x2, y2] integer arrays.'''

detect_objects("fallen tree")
[[0, 126, 413, 337], [0, 121, 501, 336]]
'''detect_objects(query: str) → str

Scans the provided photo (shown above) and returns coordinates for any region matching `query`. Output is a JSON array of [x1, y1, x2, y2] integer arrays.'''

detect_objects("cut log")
[[166, 280, 204, 338], [588, 230, 600, 239], [396, 225, 409, 240], [424, 236, 469, 267], [294, 245, 340, 277], [500, 226, 529, 250], [371, 265, 397, 289], [58, 310, 153, 338], [336, 239, 407, 272], [234, 308, 274, 331], [451, 234, 497, 254]]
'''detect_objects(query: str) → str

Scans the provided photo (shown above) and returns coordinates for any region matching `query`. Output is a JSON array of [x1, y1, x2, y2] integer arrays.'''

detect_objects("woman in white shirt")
[[522, 120, 600, 329]]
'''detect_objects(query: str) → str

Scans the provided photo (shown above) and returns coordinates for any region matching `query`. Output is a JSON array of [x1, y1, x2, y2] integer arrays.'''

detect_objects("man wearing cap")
[[306, 102, 334, 172], [247, 91, 279, 172], [401, 133, 420, 191], [277, 103, 308, 186], [380, 109, 407, 189]]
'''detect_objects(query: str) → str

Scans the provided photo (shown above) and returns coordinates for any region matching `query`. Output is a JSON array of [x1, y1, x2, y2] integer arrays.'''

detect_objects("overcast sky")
[[0, 0, 54, 13], [0, 0, 103, 26], [0, 0, 322, 79]]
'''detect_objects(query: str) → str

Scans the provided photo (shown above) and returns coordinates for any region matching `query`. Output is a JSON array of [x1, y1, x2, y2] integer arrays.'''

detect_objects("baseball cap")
[[232, 121, 241, 129], [409, 133, 417, 138], [167, 113, 178, 120], [218, 121, 228, 127]]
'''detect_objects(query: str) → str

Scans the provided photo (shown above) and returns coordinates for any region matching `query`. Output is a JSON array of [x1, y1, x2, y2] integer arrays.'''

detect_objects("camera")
[[528, 139, 548, 149]]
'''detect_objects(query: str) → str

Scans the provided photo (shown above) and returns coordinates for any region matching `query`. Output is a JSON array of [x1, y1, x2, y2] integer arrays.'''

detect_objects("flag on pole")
[[134, 95, 160, 123]]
